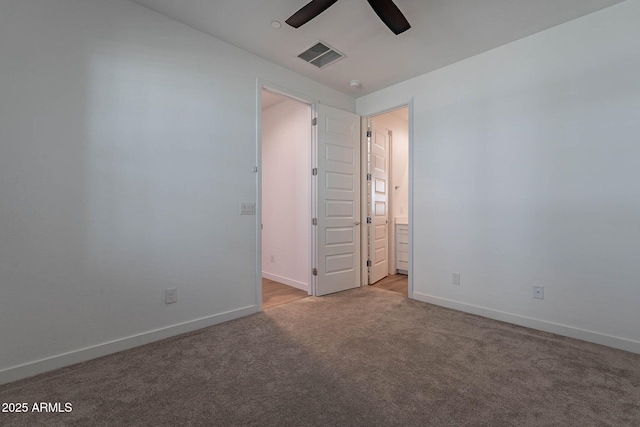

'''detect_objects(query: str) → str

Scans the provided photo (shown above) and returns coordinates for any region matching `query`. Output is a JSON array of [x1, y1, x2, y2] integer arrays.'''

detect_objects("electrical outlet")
[[533, 286, 544, 300], [270, 254, 275, 263], [165, 288, 177, 304], [452, 272, 461, 285]]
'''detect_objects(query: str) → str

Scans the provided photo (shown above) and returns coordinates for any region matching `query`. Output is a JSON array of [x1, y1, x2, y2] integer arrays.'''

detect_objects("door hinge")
[[312, 117, 318, 126], [312, 167, 318, 176], [366, 259, 372, 267], [312, 218, 317, 226], [367, 217, 372, 224], [312, 268, 318, 276], [367, 130, 372, 138], [366, 173, 371, 181]]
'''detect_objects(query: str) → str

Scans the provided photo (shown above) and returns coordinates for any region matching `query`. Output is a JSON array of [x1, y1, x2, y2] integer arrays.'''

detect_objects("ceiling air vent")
[[297, 41, 345, 69]]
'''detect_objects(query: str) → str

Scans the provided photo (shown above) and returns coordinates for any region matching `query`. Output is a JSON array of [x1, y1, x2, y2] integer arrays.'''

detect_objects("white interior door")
[[369, 120, 389, 284], [316, 104, 361, 296]]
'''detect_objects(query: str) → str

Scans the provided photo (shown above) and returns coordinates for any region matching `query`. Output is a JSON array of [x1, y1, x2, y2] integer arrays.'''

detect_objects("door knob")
[[354, 221, 361, 225]]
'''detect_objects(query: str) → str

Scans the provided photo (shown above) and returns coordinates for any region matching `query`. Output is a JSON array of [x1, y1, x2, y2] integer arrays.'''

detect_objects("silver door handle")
[[354, 221, 360, 225]]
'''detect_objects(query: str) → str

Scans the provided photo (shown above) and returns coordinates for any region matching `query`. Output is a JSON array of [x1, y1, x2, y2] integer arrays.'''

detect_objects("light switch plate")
[[240, 203, 256, 215]]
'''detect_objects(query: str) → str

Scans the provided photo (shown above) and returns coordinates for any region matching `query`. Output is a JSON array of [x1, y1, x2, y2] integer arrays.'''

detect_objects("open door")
[[368, 119, 390, 284], [315, 104, 361, 296]]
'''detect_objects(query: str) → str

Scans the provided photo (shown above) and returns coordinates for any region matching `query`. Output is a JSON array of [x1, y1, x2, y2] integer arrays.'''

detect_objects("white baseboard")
[[262, 272, 310, 293], [412, 292, 640, 355], [0, 305, 258, 386]]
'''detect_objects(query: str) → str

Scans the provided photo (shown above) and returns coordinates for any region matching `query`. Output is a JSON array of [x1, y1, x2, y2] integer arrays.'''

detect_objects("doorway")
[[258, 84, 406, 306], [365, 106, 410, 297], [260, 88, 312, 309], [257, 85, 363, 305]]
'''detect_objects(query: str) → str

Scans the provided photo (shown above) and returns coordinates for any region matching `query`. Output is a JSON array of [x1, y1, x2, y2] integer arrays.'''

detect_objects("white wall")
[[0, 0, 354, 384], [357, 1, 640, 353], [262, 98, 311, 292]]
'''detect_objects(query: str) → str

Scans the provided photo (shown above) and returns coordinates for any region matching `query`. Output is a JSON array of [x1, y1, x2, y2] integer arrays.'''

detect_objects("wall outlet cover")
[[165, 288, 178, 304], [533, 286, 544, 300], [452, 272, 461, 285]]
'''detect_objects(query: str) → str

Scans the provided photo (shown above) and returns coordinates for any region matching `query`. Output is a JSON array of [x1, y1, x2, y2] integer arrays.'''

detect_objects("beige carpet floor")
[[1, 287, 639, 426]]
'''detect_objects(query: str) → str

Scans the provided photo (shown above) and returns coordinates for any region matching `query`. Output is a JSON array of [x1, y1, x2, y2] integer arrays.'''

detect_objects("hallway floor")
[[263, 273, 407, 310], [262, 278, 309, 309], [371, 274, 408, 296]]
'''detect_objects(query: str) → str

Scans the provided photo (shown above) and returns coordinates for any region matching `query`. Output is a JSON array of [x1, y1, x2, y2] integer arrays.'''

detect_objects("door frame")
[[256, 79, 317, 310], [359, 99, 414, 298]]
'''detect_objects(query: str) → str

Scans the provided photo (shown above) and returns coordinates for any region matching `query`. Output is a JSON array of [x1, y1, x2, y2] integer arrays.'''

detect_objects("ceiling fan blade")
[[285, 0, 340, 28], [367, 0, 411, 35]]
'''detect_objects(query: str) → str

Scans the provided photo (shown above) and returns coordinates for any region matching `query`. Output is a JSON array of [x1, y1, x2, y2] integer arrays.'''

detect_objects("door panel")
[[326, 144, 354, 163], [316, 104, 361, 296], [325, 199, 354, 217], [369, 121, 389, 284], [326, 227, 354, 244], [326, 172, 354, 191]]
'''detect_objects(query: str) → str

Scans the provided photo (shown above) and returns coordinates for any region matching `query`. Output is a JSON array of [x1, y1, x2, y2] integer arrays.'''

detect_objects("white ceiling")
[[130, 0, 626, 96]]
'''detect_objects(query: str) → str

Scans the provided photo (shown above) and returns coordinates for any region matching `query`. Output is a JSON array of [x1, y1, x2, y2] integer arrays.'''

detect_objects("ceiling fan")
[[285, 0, 411, 35]]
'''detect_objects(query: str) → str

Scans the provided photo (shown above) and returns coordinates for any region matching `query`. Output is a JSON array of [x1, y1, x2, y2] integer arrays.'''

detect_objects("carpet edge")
[[413, 292, 640, 354], [0, 305, 258, 386]]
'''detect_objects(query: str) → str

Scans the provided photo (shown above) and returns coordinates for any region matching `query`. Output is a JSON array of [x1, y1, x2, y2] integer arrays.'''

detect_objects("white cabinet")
[[396, 223, 408, 274]]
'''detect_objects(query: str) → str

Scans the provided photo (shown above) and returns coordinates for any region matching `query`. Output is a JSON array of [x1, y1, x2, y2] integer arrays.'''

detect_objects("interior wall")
[[261, 97, 311, 291], [357, 1, 640, 352], [0, 0, 354, 384]]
